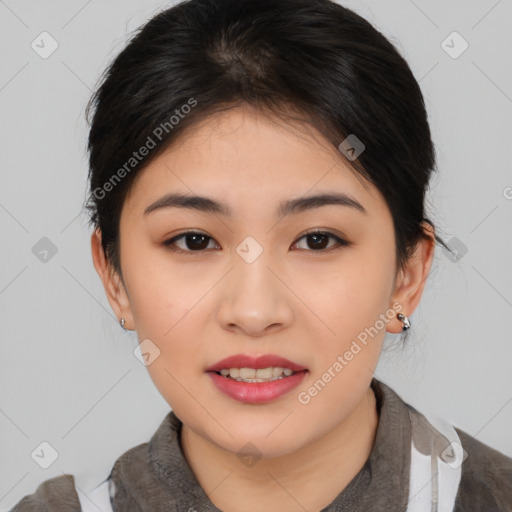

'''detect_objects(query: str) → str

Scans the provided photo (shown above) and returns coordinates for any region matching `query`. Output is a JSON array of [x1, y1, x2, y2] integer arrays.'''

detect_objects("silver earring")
[[397, 312, 410, 331], [120, 317, 128, 331]]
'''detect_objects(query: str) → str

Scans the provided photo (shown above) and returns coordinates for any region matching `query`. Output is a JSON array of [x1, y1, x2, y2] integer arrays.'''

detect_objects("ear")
[[387, 221, 436, 334], [90, 227, 135, 330]]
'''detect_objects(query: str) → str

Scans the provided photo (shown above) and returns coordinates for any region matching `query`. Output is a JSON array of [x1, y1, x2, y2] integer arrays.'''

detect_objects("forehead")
[[122, 106, 383, 216]]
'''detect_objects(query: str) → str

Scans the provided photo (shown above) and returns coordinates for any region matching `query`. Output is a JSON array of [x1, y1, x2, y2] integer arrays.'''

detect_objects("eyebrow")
[[143, 191, 367, 217]]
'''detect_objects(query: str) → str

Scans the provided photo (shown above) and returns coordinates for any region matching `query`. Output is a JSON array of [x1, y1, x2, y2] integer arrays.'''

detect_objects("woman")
[[11, 0, 512, 510]]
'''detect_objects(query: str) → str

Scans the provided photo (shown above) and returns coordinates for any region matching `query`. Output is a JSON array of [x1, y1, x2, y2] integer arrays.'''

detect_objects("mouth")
[[205, 354, 309, 404]]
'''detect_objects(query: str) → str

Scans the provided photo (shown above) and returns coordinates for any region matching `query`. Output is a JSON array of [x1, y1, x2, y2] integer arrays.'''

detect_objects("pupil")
[[309, 233, 328, 250], [187, 234, 209, 250]]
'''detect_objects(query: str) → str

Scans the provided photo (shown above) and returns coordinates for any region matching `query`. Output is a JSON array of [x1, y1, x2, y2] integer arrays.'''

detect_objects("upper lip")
[[206, 354, 308, 373]]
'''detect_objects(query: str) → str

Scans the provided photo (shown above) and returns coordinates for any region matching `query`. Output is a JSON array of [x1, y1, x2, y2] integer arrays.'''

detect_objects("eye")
[[163, 231, 219, 253], [291, 230, 349, 252], [163, 229, 350, 254]]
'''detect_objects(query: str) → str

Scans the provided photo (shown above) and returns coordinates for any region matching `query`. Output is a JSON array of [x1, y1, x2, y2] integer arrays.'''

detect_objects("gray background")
[[1, 0, 511, 509]]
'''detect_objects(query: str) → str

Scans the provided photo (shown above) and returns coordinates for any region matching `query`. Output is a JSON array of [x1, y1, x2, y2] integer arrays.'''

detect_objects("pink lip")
[[205, 354, 308, 404], [206, 354, 307, 373], [207, 371, 308, 404]]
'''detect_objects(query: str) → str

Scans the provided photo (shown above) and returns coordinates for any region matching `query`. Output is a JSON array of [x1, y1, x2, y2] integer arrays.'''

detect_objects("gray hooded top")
[[10, 378, 512, 511]]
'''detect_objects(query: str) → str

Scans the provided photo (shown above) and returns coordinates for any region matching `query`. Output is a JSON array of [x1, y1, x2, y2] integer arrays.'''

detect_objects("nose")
[[216, 245, 294, 338]]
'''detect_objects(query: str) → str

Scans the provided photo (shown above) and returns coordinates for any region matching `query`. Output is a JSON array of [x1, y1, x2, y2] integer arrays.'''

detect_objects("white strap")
[[406, 413, 464, 512], [76, 478, 113, 512]]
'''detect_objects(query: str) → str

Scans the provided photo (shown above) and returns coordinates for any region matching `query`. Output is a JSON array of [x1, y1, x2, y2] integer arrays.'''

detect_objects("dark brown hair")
[[84, 0, 450, 343]]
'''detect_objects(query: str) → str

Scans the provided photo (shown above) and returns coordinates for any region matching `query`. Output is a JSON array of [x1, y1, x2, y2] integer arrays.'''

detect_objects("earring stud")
[[397, 312, 410, 331]]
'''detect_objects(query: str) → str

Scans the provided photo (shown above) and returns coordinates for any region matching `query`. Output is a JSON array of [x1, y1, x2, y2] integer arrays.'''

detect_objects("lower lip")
[[207, 371, 308, 404]]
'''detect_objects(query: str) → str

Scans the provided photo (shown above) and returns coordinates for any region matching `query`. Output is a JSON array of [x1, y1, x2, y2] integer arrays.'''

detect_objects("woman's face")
[[93, 105, 429, 458]]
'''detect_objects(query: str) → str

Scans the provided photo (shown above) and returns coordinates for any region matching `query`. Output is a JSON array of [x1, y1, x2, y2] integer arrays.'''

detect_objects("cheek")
[[121, 247, 211, 388], [122, 244, 208, 337], [293, 258, 391, 414], [130, 281, 207, 414], [297, 249, 395, 337]]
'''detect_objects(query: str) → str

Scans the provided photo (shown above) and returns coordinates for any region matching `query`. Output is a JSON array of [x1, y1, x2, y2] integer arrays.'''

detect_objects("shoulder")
[[9, 473, 114, 512], [454, 427, 512, 511], [9, 474, 81, 511], [9, 439, 151, 511]]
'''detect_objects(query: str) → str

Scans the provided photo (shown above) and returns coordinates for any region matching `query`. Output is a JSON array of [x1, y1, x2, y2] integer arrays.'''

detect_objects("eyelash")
[[163, 229, 350, 254]]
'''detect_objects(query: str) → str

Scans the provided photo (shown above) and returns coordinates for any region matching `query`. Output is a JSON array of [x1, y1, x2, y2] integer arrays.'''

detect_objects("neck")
[[180, 386, 379, 512]]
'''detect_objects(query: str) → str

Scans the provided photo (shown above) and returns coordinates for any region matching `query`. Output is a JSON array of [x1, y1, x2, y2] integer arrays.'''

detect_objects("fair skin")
[[91, 105, 435, 512]]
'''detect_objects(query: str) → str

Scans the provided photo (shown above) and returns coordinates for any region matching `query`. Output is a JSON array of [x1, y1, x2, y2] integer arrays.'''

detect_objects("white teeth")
[[254, 367, 273, 379], [217, 366, 298, 382], [239, 367, 256, 379], [272, 367, 282, 377]]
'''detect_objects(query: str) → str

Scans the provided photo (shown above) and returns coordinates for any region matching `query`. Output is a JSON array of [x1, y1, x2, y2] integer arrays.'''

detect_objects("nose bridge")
[[232, 234, 277, 298], [216, 234, 293, 335]]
